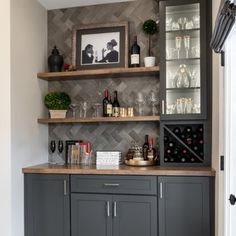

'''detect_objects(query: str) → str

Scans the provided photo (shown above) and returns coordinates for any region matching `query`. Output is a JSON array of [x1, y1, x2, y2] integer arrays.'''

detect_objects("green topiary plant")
[[44, 92, 71, 110], [143, 19, 159, 56]]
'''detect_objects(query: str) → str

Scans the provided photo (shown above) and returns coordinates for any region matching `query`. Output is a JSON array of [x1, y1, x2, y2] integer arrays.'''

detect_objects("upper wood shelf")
[[37, 66, 160, 81], [38, 115, 160, 124]]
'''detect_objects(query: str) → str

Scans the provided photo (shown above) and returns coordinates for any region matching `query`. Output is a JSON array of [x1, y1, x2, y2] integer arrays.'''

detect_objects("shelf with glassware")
[[160, 0, 208, 120]]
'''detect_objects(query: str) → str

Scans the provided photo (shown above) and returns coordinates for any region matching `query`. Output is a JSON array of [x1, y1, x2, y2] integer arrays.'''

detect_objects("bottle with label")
[[147, 137, 156, 160], [142, 135, 149, 160], [112, 91, 120, 117], [130, 36, 140, 67], [103, 89, 109, 117], [107, 95, 113, 117]]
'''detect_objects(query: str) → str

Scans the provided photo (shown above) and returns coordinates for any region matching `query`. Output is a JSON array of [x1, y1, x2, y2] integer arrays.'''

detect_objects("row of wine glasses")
[[175, 35, 190, 59], [50, 140, 64, 164], [166, 15, 200, 31]]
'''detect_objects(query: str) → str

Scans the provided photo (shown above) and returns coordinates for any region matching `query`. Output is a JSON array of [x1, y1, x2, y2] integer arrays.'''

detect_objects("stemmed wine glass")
[[79, 101, 89, 118], [148, 91, 159, 116], [175, 36, 182, 59], [69, 103, 78, 118], [49, 140, 56, 164], [184, 35, 190, 58], [58, 140, 63, 153], [135, 92, 146, 116], [178, 17, 187, 30]]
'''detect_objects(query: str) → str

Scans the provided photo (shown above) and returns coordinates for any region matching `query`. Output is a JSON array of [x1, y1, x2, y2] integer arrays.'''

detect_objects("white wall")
[[10, 0, 48, 235], [0, 0, 12, 235], [212, 0, 224, 236]]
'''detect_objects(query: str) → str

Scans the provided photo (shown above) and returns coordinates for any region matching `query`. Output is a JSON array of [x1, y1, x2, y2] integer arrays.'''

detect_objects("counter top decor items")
[[72, 22, 128, 70], [48, 46, 64, 72], [44, 92, 71, 119], [143, 19, 159, 67]]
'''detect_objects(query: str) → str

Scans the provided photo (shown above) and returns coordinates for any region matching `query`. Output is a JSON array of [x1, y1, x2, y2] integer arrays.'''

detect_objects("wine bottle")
[[112, 91, 120, 117], [173, 127, 181, 136], [107, 95, 113, 117], [164, 135, 169, 143], [130, 36, 140, 67], [168, 141, 175, 148], [103, 89, 109, 117], [147, 137, 156, 160], [142, 135, 149, 160]]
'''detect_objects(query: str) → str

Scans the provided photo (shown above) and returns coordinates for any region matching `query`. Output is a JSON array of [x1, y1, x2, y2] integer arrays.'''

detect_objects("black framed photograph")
[[72, 22, 128, 70]]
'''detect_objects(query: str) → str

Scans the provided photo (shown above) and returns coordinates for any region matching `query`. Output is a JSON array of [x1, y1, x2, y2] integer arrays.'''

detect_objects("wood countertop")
[[22, 163, 215, 176]]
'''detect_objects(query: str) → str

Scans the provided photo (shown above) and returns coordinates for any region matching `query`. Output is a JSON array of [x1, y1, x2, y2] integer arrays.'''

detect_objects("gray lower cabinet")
[[24, 174, 70, 236], [71, 193, 157, 236], [158, 176, 212, 236]]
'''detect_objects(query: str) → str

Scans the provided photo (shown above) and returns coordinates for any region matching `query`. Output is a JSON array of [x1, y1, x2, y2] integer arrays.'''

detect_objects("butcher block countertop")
[[22, 163, 215, 176]]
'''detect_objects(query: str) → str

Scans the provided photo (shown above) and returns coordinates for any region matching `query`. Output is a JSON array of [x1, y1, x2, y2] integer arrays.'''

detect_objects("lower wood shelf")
[[38, 116, 160, 124]]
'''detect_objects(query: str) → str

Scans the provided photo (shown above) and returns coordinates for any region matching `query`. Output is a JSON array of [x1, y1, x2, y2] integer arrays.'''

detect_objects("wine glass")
[[183, 35, 190, 58], [58, 140, 64, 153], [175, 36, 182, 59], [135, 92, 146, 116], [79, 101, 89, 118], [148, 91, 159, 115], [92, 103, 102, 117], [49, 140, 56, 164], [178, 17, 187, 30], [69, 103, 78, 118]]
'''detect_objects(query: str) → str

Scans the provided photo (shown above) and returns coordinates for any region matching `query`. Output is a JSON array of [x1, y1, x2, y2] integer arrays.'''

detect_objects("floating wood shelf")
[[37, 66, 160, 81], [38, 116, 160, 124]]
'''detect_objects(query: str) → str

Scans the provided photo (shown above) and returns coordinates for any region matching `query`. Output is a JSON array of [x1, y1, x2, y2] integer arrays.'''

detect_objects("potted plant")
[[143, 19, 159, 67], [44, 92, 71, 118]]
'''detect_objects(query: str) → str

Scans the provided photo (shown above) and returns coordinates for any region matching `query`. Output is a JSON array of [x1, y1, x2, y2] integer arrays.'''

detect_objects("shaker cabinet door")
[[113, 195, 157, 236], [71, 194, 112, 236], [158, 176, 212, 236], [24, 174, 70, 236]]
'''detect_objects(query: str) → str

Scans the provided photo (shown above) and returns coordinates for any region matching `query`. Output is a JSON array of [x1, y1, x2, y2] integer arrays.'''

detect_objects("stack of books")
[[96, 151, 122, 166]]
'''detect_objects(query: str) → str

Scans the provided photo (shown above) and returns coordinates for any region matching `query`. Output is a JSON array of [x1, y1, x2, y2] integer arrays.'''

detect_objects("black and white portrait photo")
[[72, 22, 128, 70], [81, 32, 120, 65]]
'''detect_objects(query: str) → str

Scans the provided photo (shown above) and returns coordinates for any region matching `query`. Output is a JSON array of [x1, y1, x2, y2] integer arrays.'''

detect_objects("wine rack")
[[160, 122, 210, 166]]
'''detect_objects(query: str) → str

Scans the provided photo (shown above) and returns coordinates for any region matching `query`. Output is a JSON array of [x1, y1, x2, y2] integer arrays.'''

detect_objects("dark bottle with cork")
[[142, 135, 149, 160], [48, 46, 64, 72]]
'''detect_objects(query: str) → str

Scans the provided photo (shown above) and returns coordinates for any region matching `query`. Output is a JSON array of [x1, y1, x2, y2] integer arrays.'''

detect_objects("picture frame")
[[72, 22, 128, 70]]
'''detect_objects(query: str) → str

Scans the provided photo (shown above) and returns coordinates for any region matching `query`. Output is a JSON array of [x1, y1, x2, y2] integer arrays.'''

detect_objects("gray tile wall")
[[48, 0, 160, 162]]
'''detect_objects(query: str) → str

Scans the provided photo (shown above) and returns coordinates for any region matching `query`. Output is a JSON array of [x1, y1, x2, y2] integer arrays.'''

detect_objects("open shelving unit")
[[38, 115, 161, 124], [37, 66, 160, 81]]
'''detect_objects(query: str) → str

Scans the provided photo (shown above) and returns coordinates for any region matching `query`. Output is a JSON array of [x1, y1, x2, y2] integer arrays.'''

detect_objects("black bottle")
[[48, 46, 64, 72], [130, 36, 140, 67], [103, 89, 109, 117], [112, 91, 120, 117], [143, 135, 149, 160]]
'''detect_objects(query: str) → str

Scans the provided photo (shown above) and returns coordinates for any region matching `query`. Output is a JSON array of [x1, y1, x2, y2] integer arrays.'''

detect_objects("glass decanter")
[[174, 64, 191, 88]]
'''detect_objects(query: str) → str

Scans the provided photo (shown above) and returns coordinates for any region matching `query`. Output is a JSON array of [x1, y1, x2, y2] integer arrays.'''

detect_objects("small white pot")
[[49, 110, 67, 119], [144, 56, 156, 67]]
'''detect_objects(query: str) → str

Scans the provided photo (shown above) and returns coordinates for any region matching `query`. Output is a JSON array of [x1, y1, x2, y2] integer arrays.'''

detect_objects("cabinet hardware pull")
[[160, 182, 163, 199], [103, 183, 120, 187], [113, 201, 117, 217], [64, 180, 67, 195], [106, 201, 110, 217], [162, 100, 165, 115]]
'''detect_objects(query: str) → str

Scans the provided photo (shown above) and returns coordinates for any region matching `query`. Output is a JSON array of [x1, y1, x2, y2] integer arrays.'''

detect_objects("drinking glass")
[[92, 103, 102, 117], [49, 140, 56, 164], [178, 17, 187, 30], [175, 36, 182, 59], [79, 101, 89, 118], [192, 15, 200, 28], [58, 140, 63, 153], [69, 103, 78, 118], [183, 35, 190, 58], [148, 91, 159, 115], [166, 16, 173, 31], [135, 92, 146, 116]]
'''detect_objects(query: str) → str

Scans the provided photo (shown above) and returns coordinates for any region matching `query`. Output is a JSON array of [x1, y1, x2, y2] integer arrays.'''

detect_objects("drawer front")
[[71, 175, 157, 195]]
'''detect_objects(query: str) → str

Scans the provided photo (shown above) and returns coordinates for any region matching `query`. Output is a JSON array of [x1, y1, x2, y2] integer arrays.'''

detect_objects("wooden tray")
[[125, 159, 157, 167]]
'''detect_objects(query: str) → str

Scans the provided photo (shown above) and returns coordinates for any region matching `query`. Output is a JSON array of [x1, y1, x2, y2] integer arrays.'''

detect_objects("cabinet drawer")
[[71, 175, 157, 195]]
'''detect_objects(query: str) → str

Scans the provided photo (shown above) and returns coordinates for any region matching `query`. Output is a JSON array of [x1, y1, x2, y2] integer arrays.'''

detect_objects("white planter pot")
[[49, 110, 67, 119], [144, 56, 156, 67]]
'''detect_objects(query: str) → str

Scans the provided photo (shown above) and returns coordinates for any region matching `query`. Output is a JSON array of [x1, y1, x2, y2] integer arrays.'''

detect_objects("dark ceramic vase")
[[48, 46, 64, 72]]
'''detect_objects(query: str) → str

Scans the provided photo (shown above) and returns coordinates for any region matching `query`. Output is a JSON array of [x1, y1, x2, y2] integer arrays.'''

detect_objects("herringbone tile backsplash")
[[48, 0, 160, 162]]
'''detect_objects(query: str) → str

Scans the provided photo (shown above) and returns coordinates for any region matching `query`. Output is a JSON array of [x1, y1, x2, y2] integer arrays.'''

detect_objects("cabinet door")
[[158, 176, 211, 236], [160, 0, 210, 120], [113, 195, 157, 236], [71, 194, 112, 236], [24, 174, 70, 236]]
